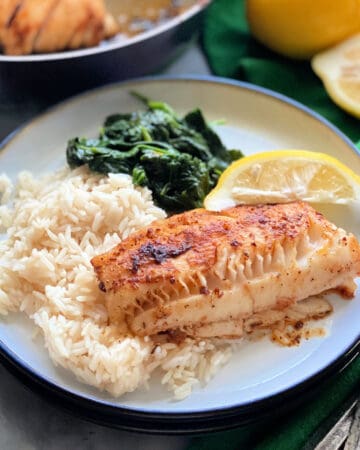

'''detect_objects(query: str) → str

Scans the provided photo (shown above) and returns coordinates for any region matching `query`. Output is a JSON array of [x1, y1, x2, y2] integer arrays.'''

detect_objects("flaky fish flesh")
[[92, 202, 360, 338]]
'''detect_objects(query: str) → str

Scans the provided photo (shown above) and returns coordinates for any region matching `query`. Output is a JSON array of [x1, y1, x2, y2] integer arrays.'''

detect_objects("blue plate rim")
[[0, 339, 358, 434], [0, 75, 359, 430]]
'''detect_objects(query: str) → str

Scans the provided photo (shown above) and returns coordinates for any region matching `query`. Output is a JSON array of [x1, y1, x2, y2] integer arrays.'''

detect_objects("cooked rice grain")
[[0, 167, 232, 399]]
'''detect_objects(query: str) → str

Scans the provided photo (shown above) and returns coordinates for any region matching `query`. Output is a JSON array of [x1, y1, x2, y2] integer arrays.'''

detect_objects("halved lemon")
[[247, 0, 360, 60], [204, 150, 360, 211], [312, 34, 360, 118]]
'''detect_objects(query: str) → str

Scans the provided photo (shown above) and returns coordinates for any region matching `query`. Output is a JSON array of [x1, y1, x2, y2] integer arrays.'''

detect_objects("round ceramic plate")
[[0, 77, 359, 433]]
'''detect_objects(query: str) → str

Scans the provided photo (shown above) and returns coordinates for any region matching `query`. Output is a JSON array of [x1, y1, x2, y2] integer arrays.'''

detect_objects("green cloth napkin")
[[188, 0, 360, 448], [188, 359, 359, 449]]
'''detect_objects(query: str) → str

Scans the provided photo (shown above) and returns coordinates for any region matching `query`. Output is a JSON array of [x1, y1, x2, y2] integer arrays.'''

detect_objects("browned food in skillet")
[[0, 0, 118, 55]]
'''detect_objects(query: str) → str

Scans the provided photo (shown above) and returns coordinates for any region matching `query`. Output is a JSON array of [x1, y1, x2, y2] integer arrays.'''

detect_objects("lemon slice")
[[204, 150, 360, 211], [312, 34, 360, 118]]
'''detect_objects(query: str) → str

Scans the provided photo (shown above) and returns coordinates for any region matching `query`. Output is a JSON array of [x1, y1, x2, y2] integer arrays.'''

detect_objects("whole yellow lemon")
[[247, 0, 360, 59]]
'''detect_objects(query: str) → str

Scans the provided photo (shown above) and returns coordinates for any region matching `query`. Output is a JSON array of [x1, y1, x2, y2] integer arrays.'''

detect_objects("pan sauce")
[[106, 0, 200, 35]]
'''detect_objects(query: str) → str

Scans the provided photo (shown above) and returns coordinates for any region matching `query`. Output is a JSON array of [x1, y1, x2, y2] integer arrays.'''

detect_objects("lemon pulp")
[[312, 34, 360, 117]]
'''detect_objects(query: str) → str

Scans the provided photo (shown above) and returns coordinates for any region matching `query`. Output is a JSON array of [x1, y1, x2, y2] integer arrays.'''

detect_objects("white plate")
[[0, 77, 359, 433]]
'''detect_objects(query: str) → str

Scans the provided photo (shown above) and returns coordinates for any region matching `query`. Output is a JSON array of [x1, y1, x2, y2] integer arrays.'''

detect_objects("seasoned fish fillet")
[[92, 202, 360, 338], [1, 0, 57, 55], [34, 0, 85, 54], [0, 1, 21, 34], [33, 0, 115, 53], [67, 0, 107, 50], [0, 0, 118, 55]]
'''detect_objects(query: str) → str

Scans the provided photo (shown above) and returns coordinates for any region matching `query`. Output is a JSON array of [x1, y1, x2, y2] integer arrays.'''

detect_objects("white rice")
[[0, 167, 232, 399]]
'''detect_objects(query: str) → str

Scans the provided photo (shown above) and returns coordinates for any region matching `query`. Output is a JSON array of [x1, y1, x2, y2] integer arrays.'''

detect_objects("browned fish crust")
[[92, 202, 326, 290]]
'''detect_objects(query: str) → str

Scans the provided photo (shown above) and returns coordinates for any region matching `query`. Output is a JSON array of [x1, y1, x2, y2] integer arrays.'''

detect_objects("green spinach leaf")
[[66, 93, 243, 212]]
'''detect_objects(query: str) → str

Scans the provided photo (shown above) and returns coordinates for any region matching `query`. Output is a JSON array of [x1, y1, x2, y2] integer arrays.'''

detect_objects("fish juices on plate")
[[1, 96, 360, 399]]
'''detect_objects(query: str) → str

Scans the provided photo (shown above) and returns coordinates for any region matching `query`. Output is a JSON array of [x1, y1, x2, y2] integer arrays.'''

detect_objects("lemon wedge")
[[312, 34, 360, 118], [204, 150, 360, 211]]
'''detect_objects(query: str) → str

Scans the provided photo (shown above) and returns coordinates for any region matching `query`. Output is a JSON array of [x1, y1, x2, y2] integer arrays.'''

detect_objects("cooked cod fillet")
[[0, 1, 21, 32], [92, 202, 360, 338], [67, 0, 107, 50], [0, 0, 118, 55], [1, 0, 57, 55], [34, 0, 87, 54]]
